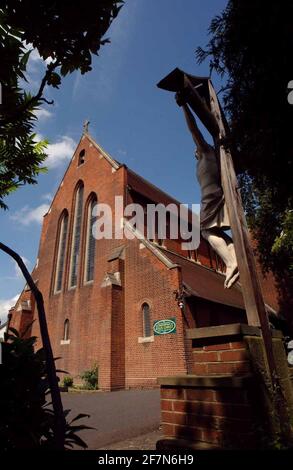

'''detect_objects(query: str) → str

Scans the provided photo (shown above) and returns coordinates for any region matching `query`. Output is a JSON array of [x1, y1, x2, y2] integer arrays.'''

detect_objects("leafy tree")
[[197, 0, 293, 329], [0, 0, 124, 208]]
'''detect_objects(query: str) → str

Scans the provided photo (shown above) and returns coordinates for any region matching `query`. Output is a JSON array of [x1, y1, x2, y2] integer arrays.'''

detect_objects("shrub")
[[80, 365, 98, 390], [0, 327, 90, 449], [63, 376, 74, 388]]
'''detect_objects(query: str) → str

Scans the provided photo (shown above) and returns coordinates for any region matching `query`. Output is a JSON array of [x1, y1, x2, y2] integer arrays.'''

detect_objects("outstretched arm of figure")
[[175, 92, 209, 152]]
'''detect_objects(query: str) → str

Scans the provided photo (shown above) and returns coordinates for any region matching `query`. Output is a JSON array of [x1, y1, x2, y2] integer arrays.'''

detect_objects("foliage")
[[0, 327, 90, 449], [272, 210, 293, 262], [80, 364, 99, 390], [62, 375, 74, 388], [0, 18, 48, 209], [0, 0, 124, 208], [196, 0, 293, 327]]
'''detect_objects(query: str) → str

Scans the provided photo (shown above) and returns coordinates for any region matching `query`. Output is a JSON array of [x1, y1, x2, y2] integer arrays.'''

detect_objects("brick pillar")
[[187, 324, 256, 376], [110, 283, 125, 390], [157, 323, 293, 449], [157, 375, 257, 449], [100, 259, 125, 391], [99, 285, 113, 391]]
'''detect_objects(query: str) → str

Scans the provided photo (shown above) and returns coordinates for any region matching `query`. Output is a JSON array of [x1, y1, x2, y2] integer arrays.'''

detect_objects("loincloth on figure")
[[196, 144, 230, 231]]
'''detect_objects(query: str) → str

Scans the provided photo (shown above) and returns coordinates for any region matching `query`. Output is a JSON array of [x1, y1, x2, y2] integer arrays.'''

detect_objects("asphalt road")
[[61, 389, 161, 449]]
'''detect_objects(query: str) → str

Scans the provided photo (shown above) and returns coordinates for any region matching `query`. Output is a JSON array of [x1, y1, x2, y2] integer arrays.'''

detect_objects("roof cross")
[[83, 119, 90, 134]]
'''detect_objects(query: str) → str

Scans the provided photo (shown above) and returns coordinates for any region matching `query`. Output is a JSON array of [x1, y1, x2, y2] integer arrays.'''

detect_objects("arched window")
[[69, 183, 84, 288], [63, 319, 70, 341], [78, 149, 85, 166], [84, 195, 97, 283], [142, 303, 151, 337], [54, 211, 69, 293]]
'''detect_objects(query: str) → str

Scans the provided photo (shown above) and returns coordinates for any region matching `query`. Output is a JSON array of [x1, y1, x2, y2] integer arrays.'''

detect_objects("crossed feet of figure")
[[224, 241, 239, 288], [224, 263, 239, 289]]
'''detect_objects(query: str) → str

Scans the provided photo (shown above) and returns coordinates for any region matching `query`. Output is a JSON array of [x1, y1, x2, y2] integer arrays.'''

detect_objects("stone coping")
[[186, 323, 283, 340], [157, 374, 253, 388]]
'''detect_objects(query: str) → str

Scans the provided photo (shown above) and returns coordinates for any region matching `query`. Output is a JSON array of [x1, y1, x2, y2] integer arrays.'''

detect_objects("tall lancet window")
[[69, 183, 84, 288], [142, 303, 151, 337], [84, 195, 97, 283], [54, 211, 68, 293], [63, 319, 70, 341]]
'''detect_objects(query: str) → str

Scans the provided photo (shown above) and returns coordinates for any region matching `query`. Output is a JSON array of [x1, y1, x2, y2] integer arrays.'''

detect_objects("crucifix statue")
[[175, 89, 239, 289], [157, 68, 278, 380]]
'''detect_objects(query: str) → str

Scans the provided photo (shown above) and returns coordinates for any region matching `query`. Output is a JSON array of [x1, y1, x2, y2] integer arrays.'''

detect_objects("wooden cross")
[[205, 79, 277, 378], [157, 69, 277, 380]]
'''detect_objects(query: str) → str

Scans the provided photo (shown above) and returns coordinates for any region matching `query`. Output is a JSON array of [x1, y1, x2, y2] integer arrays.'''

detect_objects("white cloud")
[[14, 257, 31, 279], [11, 203, 50, 226], [0, 295, 19, 323], [37, 135, 76, 169], [35, 108, 54, 121], [46, 136, 76, 168], [29, 47, 42, 62], [24, 43, 53, 65], [41, 193, 53, 202]]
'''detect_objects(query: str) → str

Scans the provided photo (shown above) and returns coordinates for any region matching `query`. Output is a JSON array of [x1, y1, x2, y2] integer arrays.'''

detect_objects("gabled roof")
[[126, 168, 183, 208], [126, 168, 198, 225], [44, 131, 122, 217], [86, 132, 121, 170], [158, 247, 245, 310]]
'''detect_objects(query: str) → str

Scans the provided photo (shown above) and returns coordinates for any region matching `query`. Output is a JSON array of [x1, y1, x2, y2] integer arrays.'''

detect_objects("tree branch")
[[0, 241, 66, 449]]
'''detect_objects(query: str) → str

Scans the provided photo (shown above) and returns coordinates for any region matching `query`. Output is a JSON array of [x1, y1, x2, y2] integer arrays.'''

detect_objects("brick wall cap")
[[107, 245, 125, 262], [157, 374, 253, 388], [186, 323, 282, 340]]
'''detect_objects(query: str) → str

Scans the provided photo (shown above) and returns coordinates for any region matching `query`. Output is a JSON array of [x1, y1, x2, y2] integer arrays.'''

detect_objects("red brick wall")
[[191, 337, 251, 376], [9, 289, 34, 338], [160, 384, 256, 448], [123, 236, 187, 388], [26, 135, 128, 389]]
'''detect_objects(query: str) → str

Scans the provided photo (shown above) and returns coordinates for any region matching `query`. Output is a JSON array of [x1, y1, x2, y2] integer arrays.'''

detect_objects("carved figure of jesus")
[[176, 91, 239, 288]]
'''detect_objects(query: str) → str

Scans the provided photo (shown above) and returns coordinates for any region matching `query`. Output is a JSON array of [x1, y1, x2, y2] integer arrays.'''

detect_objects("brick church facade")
[[9, 131, 279, 390]]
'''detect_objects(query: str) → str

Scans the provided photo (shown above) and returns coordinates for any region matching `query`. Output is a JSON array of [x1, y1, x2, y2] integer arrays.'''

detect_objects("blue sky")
[[0, 0, 228, 321]]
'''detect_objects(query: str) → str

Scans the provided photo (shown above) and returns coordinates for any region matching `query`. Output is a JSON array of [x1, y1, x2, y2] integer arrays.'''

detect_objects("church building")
[[9, 130, 279, 390]]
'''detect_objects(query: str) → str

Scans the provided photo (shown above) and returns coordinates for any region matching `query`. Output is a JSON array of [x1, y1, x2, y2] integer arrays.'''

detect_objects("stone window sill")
[[138, 336, 154, 344], [60, 339, 70, 345]]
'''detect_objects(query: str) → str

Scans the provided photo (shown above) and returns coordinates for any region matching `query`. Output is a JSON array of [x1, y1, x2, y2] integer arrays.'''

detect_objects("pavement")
[[61, 388, 161, 450], [100, 428, 163, 450]]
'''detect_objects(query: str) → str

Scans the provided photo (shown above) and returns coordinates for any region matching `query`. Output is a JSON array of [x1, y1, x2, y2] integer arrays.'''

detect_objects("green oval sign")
[[153, 318, 176, 335]]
